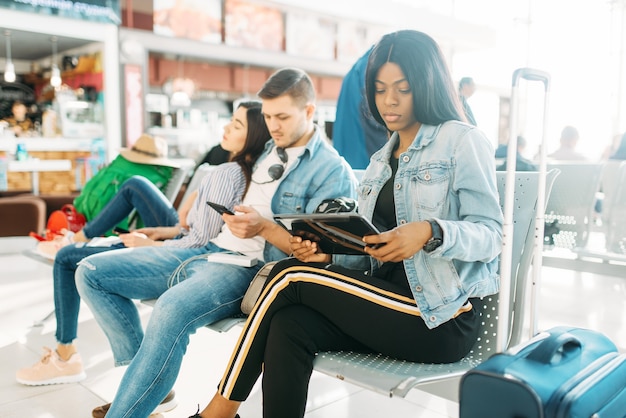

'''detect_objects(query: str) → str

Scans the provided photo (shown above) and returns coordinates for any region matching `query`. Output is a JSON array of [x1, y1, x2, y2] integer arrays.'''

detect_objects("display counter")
[[7, 159, 73, 195], [1, 136, 99, 194], [0, 136, 95, 153]]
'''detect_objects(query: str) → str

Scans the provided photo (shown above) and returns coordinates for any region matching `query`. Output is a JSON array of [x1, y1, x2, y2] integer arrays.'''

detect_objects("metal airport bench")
[[143, 170, 558, 399], [543, 162, 603, 250], [543, 161, 626, 276]]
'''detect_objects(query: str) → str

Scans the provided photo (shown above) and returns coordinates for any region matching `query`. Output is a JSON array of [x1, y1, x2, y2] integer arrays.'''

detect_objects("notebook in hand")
[[274, 213, 383, 255]]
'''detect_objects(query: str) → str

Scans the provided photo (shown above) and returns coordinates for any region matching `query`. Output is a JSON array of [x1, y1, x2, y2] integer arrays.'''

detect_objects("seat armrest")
[[0, 195, 46, 237]]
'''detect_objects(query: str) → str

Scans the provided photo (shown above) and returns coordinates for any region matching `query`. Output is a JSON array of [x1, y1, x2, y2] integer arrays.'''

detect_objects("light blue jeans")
[[75, 243, 262, 418]]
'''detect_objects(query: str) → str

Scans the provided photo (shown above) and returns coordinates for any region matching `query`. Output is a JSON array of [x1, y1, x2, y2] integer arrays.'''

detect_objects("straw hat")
[[119, 134, 179, 168]]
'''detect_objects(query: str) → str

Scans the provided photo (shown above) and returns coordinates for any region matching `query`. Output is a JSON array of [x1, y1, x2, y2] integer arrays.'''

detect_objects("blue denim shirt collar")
[[260, 125, 358, 262]]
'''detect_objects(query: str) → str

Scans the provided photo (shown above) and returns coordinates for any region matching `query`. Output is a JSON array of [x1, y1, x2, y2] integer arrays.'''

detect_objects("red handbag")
[[30, 204, 87, 241]]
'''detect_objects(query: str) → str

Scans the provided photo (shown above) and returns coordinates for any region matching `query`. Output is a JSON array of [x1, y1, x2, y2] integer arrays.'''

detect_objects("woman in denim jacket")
[[190, 30, 503, 418]]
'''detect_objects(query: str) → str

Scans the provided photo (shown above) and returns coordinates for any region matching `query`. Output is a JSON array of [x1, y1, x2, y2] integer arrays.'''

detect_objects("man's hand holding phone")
[[206, 201, 235, 216], [208, 201, 268, 239]]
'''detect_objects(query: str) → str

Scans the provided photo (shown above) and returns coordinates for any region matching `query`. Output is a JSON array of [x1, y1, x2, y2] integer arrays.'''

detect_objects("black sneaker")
[[92, 390, 177, 417], [187, 406, 240, 418]]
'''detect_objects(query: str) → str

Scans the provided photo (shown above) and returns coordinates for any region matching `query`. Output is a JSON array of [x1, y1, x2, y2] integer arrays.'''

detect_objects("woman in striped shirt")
[[16, 101, 270, 387]]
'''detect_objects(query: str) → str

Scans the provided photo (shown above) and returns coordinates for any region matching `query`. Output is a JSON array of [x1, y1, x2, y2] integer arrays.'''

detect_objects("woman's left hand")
[[135, 226, 178, 241], [119, 231, 155, 247], [363, 221, 431, 262], [290, 235, 331, 263]]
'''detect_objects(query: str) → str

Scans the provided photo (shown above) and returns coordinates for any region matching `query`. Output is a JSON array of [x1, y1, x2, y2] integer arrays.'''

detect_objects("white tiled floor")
[[1, 237, 625, 418]]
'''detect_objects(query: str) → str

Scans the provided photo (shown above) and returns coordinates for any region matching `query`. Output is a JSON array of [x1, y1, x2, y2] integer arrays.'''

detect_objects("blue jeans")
[[75, 243, 262, 418], [82, 176, 178, 239], [54, 244, 122, 344], [54, 176, 178, 344]]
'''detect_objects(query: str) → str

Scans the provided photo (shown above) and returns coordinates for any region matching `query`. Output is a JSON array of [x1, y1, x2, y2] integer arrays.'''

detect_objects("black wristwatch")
[[424, 220, 443, 253]]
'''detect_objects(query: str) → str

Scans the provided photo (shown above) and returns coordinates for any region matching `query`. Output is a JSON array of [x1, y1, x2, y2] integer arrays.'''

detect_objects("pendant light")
[[50, 36, 62, 88], [4, 30, 16, 83], [170, 56, 192, 107]]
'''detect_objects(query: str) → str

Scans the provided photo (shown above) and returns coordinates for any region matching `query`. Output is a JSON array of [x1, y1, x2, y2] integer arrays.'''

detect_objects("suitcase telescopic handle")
[[527, 332, 582, 364], [511, 68, 551, 90], [499, 67, 552, 349]]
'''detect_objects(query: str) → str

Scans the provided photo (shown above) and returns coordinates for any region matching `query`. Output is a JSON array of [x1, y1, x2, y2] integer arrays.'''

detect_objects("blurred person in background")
[[601, 133, 625, 160], [333, 46, 389, 169], [497, 136, 538, 171], [548, 125, 586, 160], [458, 77, 477, 126], [608, 132, 626, 160], [1, 100, 34, 136]]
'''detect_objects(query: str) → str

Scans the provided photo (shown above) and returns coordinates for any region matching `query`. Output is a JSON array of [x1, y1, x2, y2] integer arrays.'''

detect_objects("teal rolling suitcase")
[[459, 326, 626, 418]]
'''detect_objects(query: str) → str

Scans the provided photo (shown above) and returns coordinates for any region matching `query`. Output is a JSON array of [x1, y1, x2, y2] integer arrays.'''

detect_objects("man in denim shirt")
[[76, 68, 357, 418]]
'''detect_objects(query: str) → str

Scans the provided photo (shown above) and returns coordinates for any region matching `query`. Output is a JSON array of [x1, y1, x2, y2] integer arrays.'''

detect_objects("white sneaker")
[[16, 347, 86, 385], [35, 232, 75, 261]]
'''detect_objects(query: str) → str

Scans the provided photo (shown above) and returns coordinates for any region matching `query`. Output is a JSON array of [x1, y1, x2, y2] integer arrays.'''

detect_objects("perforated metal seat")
[[552, 162, 626, 274], [543, 163, 603, 250], [602, 161, 626, 254], [314, 294, 499, 397]]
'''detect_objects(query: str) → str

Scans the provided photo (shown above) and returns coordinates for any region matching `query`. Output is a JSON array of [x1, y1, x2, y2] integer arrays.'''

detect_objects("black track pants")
[[217, 258, 479, 418]]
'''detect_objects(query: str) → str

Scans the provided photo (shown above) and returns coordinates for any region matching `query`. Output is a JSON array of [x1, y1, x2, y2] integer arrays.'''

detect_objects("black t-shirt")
[[372, 155, 397, 231], [195, 144, 230, 169], [371, 153, 410, 292]]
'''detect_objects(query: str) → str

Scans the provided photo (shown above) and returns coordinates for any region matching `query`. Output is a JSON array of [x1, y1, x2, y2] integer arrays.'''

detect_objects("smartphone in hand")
[[113, 226, 130, 234], [206, 201, 235, 216]]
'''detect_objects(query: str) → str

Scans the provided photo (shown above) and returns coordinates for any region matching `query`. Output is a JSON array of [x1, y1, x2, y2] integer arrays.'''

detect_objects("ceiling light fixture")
[[170, 90, 191, 107], [169, 56, 193, 107], [50, 36, 62, 88], [4, 30, 16, 83]]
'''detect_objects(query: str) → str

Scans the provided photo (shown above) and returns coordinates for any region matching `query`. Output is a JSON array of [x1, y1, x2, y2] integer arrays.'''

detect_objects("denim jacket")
[[338, 121, 503, 329], [260, 126, 358, 262]]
